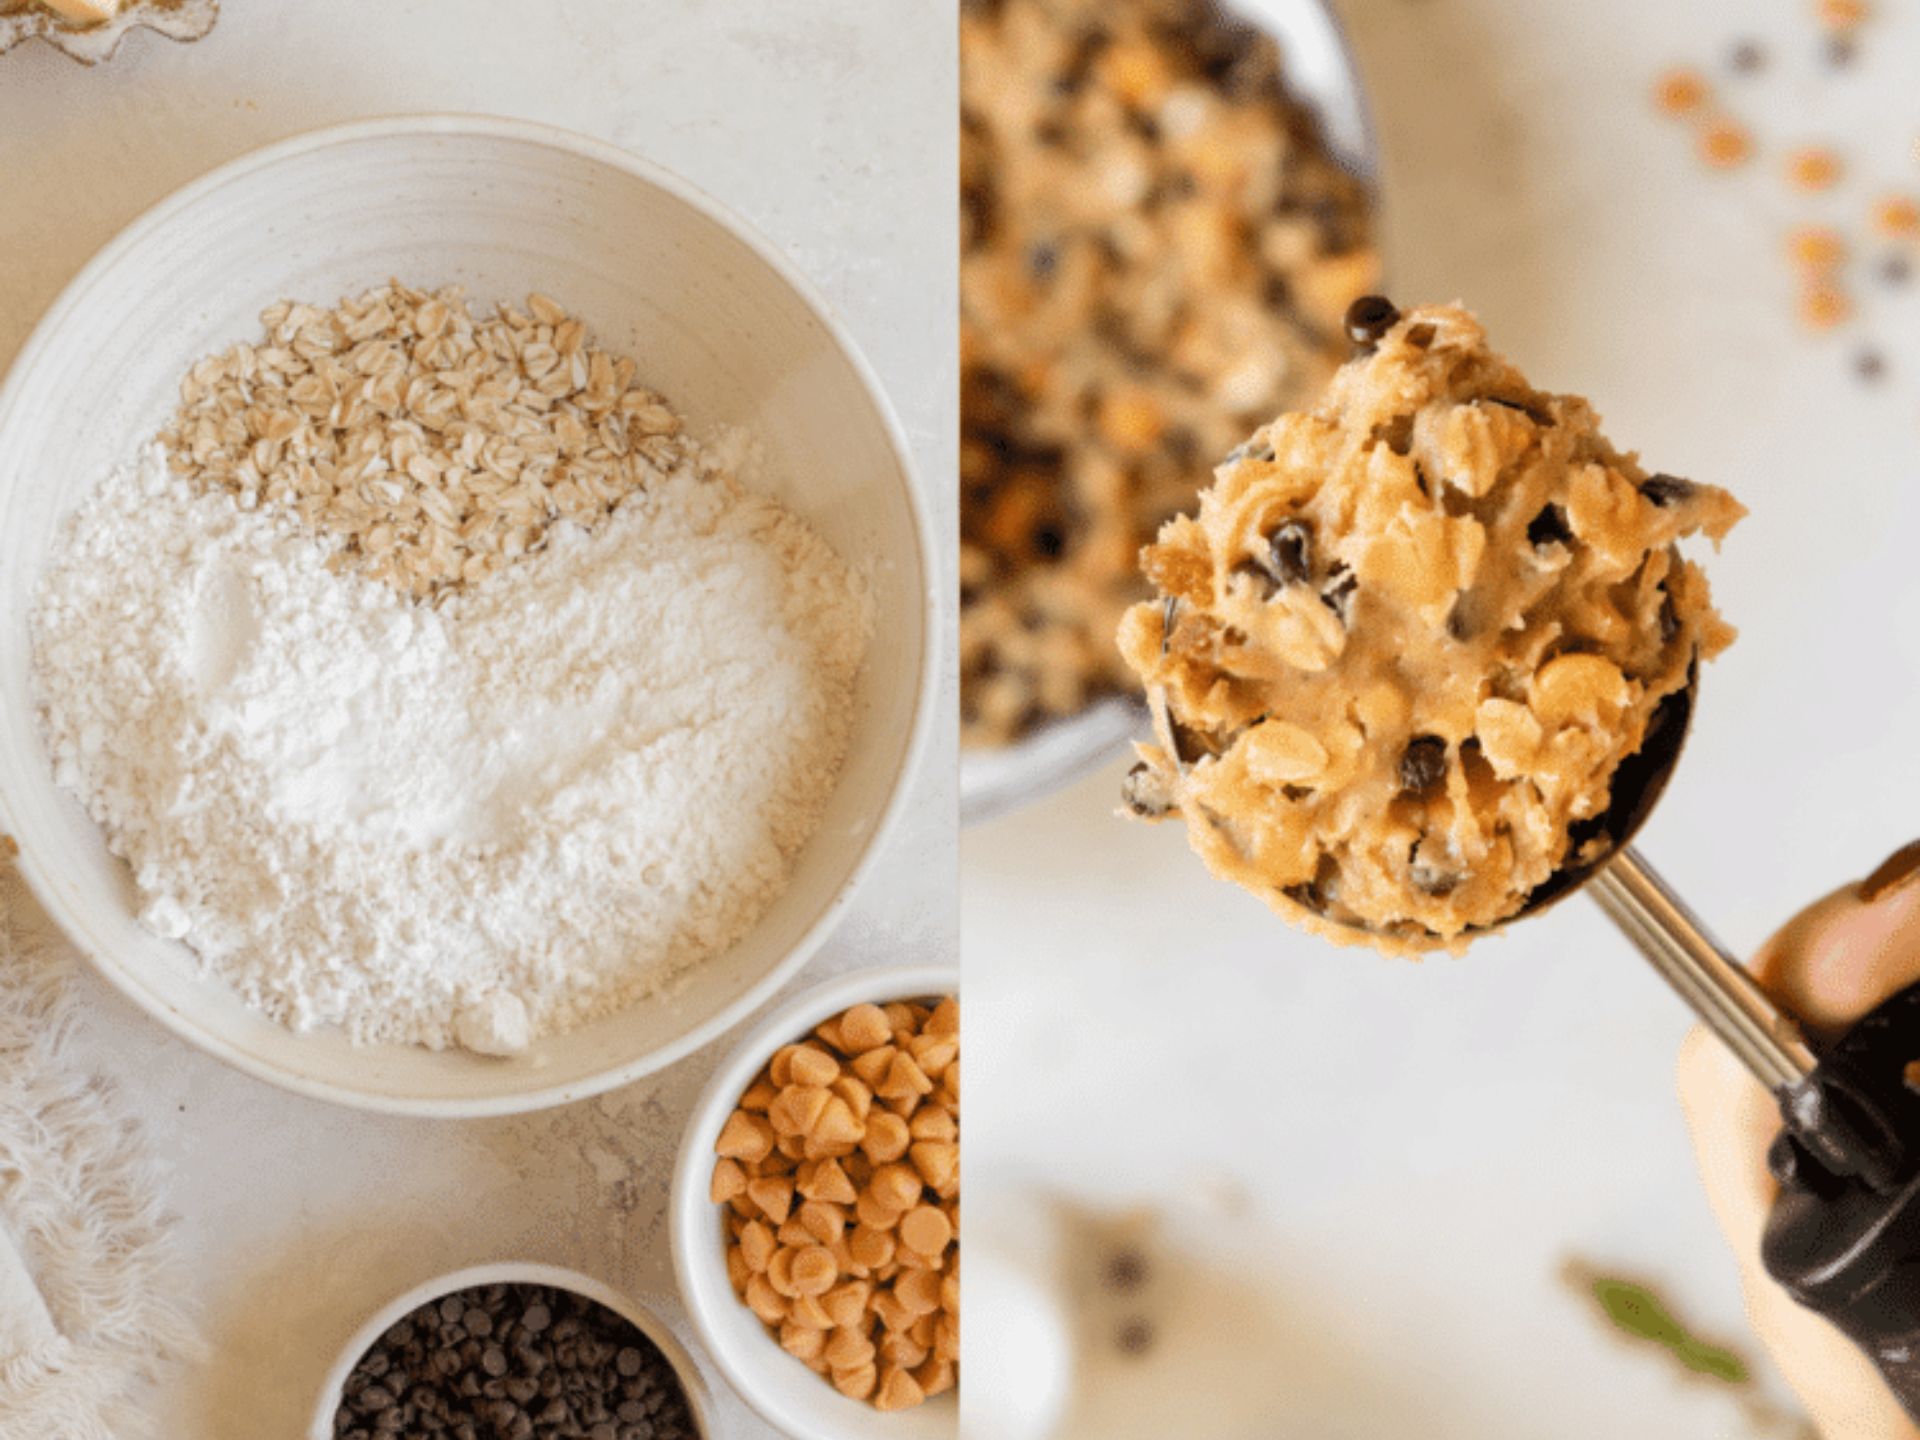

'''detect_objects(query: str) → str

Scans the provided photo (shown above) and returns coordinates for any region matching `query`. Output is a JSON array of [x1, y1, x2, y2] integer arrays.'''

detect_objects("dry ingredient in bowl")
[[332, 1281, 698, 1440], [959, 0, 1378, 747], [1118, 301, 1742, 950], [712, 996, 959, 1411], [31, 288, 872, 1052]]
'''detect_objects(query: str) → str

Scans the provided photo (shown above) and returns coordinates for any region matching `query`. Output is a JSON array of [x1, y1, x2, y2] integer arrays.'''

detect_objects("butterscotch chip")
[[1653, 67, 1710, 117], [915, 1358, 957, 1398], [1787, 146, 1843, 191], [716, 1111, 773, 1164], [782, 1322, 827, 1360], [1873, 195, 1920, 239], [1788, 225, 1847, 274], [823, 1280, 872, 1330], [838, 1002, 894, 1053], [910, 1141, 959, 1193], [833, 1362, 878, 1401], [850, 1223, 896, 1272], [710, 1157, 748, 1205], [860, 1110, 912, 1165], [790, 1245, 839, 1297], [769, 1084, 831, 1138], [850, 1045, 897, 1089], [900, 1205, 953, 1257], [807, 1095, 864, 1154], [747, 1176, 795, 1226], [789, 1043, 841, 1087], [826, 1327, 877, 1373], [874, 1365, 926, 1413], [870, 1162, 924, 1212], [745, 1274, 787, 1325], [1801, 282, 1854, 330], [896, 1268, 945, 1317], [1699, 120, 1753, 168], [797, 1158, 858, 1206], [1817, 0, 1868, 28]]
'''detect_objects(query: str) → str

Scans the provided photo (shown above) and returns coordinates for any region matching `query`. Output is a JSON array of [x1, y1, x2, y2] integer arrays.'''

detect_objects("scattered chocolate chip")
[[1115, 1317, 1157, 1356], [1344, 294, 1401, 349], [1398, 735, 1449, 793], [1526, 503, 1572, 548], [1855, 347, 1888, 381], [1104, 1249, 1150, 1293], [1031, 522, 1067, 558], [1121, 761, 1175, 819], [1638, 473, 1697, 507], [1882, 253, 1912, 286], [1824, 32, 1858, 67], [1729, 38, 1766, 72], [1027, 241, 1060, 281], [1261, 520, 1314, 586]]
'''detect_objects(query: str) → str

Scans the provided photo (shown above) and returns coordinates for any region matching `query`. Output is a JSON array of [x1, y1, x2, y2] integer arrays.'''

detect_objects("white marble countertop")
[[0, 3, 955, 1436], [967, 0, 1920, 1435]]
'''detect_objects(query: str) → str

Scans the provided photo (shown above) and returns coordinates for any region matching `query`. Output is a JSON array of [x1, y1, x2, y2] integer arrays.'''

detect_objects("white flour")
[[31, 444, 871, 1050]]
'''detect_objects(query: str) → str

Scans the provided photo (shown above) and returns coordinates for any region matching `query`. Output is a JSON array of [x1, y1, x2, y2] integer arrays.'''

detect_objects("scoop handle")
[[1590, 853, 1920, 1421], [1587, 848, 1816, 1091]]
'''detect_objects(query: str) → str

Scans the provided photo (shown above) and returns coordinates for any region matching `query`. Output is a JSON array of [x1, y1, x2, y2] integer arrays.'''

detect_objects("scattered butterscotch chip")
[[1800, 282, 1854, 330], [714, 993, 959, 1412], [1816, 0, 1868, 29], [1654, 67, 1711, 117], [1786, 146, 1844, 192], [1873, 195, 1920, 240], [0, 834, 17, 863], [1699, 120, 1754, 169], [1788, 225, 1848, 274]]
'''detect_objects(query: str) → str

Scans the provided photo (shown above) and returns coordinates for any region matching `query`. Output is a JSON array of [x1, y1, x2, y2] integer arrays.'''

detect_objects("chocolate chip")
[[1824, 32, 1858, 67], [1882, 253, 1912, 286], [1104, 1249, 1150, 1293], [1638, 473, 1696, 507], [1526, 503, 1571, 548], [1855, 348, 1888, 382], [1320, 565, 1357, 624], [1729, 38, 1766, 72], [333, 1285, 693, 1439], [1344, 294, 1401, 349], [1261, 520, 1313, 586], [1031, 522, 1066, 558], [1027, 241, 1060, 281], [1115, 1317, 1157, 1356], [1399, 735, 1448, 793], [1122, 761, 1175, 818], [1375, 413, 1415, 455]]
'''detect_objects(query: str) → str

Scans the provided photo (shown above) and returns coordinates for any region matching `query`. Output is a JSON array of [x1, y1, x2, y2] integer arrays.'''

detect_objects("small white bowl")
[[308, 1262, 713, 1440], [671, 964, 960, 1440], [0, 116, 937, 1115]]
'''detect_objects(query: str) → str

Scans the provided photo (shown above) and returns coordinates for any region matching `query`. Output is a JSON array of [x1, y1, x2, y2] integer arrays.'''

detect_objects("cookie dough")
[[960, 0, 1378, 746], [1117, 301, 1744, 950]]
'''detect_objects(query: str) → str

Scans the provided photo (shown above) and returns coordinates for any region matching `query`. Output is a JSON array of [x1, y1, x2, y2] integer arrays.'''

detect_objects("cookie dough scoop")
[[1120, 298, 1920, 1420]]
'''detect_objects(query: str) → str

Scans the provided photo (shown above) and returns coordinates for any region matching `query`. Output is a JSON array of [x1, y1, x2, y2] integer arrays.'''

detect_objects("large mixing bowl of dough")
[[0, 116, 937, 1115], [960, 0, 1381, 826]]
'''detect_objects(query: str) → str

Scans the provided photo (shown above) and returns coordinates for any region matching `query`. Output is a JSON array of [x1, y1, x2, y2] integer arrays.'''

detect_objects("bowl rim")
[[305, 1260, 716, 1440], [0, 112, 940, 1117], [669, 962, 961, 1439]]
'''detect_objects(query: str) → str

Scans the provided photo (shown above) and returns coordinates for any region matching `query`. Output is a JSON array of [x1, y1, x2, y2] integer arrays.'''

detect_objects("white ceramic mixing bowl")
[[671, 964, 960, 1440], [0, 116, 936, 1116]]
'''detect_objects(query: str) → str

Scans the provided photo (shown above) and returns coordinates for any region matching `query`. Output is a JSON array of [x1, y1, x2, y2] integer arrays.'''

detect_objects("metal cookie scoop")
[[1323, 664, 1920, 1418]]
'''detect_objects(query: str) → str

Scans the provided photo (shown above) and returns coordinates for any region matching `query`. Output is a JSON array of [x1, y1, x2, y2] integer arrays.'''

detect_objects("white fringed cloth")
[[0, 864, 198, 1440]]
